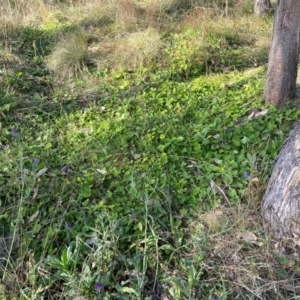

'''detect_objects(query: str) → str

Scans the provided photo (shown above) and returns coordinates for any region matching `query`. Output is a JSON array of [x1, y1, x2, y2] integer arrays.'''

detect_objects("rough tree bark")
[[262, 120, 300, 238], [254, 0, 271, 16], [264, 0, 300, 106]]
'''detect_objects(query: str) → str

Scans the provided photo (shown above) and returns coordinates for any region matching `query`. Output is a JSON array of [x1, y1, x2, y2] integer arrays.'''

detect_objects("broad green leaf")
[[160, 152, 168, 165], [80, 182, 91, 198], [232, 135, 240, 146]]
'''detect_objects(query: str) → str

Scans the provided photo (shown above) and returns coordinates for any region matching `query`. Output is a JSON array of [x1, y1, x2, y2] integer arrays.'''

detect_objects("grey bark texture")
[[262, 120, 300, 238], [264, 0, 300, 106], [254, 0, 271, 16]]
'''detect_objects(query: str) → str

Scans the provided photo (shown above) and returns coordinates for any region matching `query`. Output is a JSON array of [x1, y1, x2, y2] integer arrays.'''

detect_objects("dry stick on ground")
[[190, 160, 231, 206], [209, 179, 231, 206]]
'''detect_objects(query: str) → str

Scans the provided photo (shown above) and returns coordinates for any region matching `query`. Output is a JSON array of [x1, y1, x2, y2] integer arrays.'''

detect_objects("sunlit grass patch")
[[113, 28, 162, 71]]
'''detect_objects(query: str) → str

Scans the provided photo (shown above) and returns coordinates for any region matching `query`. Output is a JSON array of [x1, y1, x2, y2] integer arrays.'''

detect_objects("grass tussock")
[[47, 31, 89, 78], [113, 28, 162, 71], [42, 0, 271, 80]]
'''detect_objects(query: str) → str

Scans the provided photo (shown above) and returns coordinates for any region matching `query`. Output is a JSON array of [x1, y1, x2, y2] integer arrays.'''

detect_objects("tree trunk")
[[264, 0, 300, 106], [254, 0, 271, 16], [262, 120, 300, 238]]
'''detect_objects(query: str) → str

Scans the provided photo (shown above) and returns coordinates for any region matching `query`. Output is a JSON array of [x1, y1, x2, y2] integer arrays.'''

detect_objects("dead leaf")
[[282, 284, 296, 292], [33, 186, 39, 199], [231, 254, 241, 264], [288, 260, 296, 267], [236, 231, 258, 243], [35, 168, 48, 178], [252, 241, 263, 247], [28, 210, 39, 223], [97, 169, 107, 175], [130, 151, 141, 159]]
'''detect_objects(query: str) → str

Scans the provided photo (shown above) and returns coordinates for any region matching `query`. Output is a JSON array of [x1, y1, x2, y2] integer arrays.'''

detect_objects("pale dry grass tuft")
[[113, 28, 162, 71], [114, 0, 145, 31], [0, 0, 51, 26], [85, 37, 117, 72], [47, 31, 89, 79], [0, 46, 22, 71], [187, 200, 300, 299], [199, 208, 230, 233]]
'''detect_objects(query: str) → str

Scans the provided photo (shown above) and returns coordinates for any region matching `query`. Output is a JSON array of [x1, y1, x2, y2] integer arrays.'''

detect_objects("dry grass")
[[0, 0, 51, 26], [113, 28, 162, 71], [0, 0, 271, 80], [186, 175, 300, 299], [47, 31, 89, 79]]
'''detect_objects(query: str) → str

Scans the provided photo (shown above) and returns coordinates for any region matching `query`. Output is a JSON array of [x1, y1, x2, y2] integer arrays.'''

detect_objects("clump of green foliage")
[[1, 0, 299, 299]]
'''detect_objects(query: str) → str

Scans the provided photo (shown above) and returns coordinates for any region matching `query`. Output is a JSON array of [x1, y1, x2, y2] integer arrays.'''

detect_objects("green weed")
[[0, 0, 299, 299]]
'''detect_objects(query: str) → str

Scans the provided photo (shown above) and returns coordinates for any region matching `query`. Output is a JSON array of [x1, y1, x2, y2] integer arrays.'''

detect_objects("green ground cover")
[[1, 0, 300, 299]]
